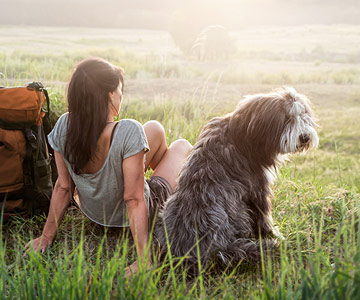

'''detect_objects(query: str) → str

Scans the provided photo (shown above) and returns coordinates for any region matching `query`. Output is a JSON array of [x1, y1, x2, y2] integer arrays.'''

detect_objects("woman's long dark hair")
[[64, 57, 124, 174]]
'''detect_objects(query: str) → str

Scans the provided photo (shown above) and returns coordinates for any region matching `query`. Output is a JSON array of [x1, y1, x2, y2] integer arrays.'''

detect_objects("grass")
[[1, 24, 360, 299]]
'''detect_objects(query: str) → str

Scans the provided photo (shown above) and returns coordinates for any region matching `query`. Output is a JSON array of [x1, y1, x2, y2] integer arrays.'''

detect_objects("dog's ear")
[[229, 94, 287, 159]]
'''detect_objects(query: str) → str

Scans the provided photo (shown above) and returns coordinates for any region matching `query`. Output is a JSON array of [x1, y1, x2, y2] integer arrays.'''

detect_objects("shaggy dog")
[[155, 87, 319, 269]]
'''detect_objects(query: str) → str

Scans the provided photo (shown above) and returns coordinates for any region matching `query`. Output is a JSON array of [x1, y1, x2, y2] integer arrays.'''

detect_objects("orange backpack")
[[0, 82, 54, 221]]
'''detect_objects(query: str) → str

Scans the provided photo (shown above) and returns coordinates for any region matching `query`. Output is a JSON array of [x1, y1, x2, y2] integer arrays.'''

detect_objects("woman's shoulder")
[[50, 112, 69, 133], [47, 112, 69, 154], [118, 119, 145, 134], [55, 112, 69, 127], [113, 119, 147, 145], [113, 119, 148, 157], [119, 118, 143, 128]]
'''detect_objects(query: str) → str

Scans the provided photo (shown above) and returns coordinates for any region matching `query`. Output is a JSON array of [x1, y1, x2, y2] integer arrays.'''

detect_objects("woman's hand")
[[24, 235, 53, 254]]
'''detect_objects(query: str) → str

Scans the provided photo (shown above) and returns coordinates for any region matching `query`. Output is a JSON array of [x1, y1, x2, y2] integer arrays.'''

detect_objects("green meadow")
[[1, 25, 360, 299]]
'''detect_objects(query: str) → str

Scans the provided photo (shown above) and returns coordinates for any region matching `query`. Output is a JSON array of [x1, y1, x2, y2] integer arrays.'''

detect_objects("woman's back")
[[48, 113, 150, 227], [81, 122, 117, 174]]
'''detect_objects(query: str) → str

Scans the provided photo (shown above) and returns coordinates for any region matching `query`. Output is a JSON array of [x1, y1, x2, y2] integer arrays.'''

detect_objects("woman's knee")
[[169, 139, 193, 156], [144, 121, 168, 170], [144, 120, 165, 134], [144, 120, 166, 142]]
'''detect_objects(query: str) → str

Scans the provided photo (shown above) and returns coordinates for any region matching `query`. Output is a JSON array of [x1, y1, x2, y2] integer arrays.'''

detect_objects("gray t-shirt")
[[48, 112, 150, 227]]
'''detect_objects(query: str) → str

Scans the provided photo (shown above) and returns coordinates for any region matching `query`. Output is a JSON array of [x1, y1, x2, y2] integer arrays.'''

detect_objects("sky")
[[1, 0, 359, 29]]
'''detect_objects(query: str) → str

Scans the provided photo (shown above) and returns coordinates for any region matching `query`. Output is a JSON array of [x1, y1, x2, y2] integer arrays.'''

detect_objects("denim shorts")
[[146, 176, 173, 226], [71, 175, 173, 228]]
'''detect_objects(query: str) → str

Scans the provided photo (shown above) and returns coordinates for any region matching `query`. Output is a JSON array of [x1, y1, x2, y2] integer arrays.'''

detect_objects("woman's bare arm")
[[122, 151, 150, 268], [25, 150, 74, 253]]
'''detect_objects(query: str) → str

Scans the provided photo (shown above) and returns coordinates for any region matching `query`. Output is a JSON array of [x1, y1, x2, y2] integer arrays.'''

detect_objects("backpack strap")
[[0, 119, 33, 130]]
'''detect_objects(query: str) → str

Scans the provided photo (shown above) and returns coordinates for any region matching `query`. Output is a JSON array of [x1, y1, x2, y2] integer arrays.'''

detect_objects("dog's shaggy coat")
[[155, 87, 319, 268]]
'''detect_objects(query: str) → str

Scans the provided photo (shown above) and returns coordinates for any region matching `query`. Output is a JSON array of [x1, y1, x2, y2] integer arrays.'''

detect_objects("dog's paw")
[[271, 226, 285, 241]]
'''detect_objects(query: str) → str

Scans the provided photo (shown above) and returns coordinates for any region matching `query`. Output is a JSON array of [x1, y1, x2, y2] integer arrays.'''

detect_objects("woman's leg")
[[144, 120, 192, 190], [151, 139, 192, 190], [143, 120, 168, 170]]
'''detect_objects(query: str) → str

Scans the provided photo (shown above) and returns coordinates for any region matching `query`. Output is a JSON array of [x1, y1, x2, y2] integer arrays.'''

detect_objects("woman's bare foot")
[[124, 260, 152, 278]]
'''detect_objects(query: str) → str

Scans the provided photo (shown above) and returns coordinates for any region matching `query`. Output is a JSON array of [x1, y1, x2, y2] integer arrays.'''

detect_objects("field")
[[1, 25, 360, 299]]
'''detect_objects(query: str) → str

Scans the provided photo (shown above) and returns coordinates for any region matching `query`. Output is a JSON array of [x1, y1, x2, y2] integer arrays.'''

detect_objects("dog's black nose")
[[299, 134, 310, 144]]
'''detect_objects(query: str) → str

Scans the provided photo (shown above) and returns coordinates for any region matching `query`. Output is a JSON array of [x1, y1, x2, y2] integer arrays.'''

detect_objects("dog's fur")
[[155, 87, 319, 268]]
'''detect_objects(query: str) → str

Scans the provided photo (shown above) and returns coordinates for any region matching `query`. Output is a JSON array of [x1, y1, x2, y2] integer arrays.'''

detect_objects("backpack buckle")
[[25, 130, 36, 142], [24, 128, 37, 151]]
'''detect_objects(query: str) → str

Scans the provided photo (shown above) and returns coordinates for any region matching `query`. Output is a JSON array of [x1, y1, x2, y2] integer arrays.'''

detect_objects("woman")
[[25, 57, 193, 275]]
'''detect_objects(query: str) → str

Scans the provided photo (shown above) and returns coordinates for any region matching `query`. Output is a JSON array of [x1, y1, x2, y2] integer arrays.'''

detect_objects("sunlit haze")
[[1, 0, 359, 28]]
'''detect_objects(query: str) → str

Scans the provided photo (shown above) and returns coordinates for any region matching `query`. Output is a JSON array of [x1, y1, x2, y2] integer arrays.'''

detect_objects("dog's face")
[[278, 87, 319, 153], [229, 87, 319, 157]]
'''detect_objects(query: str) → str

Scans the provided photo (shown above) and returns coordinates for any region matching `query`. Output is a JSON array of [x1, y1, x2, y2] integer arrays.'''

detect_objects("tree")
[[191, 25, 237, 61]]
